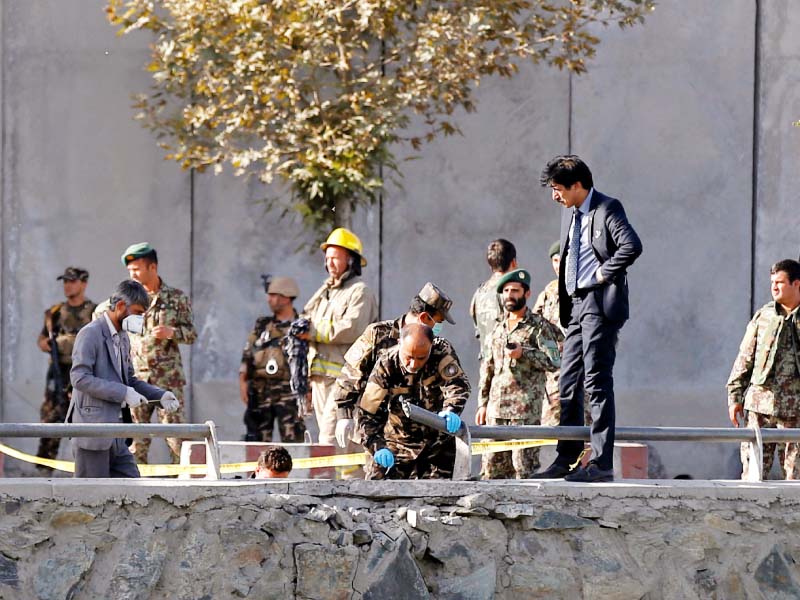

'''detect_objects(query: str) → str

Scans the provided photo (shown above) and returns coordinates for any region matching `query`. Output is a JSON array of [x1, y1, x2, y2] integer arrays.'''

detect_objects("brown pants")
[[740, 412, 800, 480]]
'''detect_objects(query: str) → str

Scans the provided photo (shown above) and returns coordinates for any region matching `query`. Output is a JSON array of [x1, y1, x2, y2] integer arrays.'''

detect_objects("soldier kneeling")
[[358, 324, 470, 479]]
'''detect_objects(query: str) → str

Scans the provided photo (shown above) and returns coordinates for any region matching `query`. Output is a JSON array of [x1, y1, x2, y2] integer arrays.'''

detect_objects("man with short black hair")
[[69, 280, 179, 477], [254, 446, 293, 478], [471, 239, 518, 362], [533, 155, 642, 483], [728, 259, 800, 480]]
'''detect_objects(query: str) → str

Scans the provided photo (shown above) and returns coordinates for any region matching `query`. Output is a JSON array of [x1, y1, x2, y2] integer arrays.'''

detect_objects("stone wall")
[[2, 479, 800, 599]]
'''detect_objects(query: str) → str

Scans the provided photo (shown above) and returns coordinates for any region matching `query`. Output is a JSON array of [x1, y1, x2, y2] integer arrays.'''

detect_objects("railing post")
[[453, 424, 472, 480], [204, 421, 221, 480], [746, 422, 764, 482]]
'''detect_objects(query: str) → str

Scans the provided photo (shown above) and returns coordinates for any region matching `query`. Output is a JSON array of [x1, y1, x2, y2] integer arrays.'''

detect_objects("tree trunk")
[[333, 196, 353, 229]]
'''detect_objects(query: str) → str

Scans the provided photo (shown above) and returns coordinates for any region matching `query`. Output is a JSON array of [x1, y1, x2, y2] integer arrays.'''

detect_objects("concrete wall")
[[1, 1, 798, 476], [3, 479, 800, 598]]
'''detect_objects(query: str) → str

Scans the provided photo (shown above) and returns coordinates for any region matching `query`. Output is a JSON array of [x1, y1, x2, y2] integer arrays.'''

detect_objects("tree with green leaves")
[[108, 0, 654, 237]]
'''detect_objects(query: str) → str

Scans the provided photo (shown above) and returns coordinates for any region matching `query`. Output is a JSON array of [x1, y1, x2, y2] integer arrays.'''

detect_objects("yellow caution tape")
[[0, 438, 556, 476]]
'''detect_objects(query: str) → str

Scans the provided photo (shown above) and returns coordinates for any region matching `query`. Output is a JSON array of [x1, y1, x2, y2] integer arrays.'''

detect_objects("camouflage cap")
[[549, 241, 560, 258], [121, 242, 156, 266], [496, 268, 531, 293], [267, 276, 300, 299], [417, 282, 455, 324], [57, 267, 89, 282]]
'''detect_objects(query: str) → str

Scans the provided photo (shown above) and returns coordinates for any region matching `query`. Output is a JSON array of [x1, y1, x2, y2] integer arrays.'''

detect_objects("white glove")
[[124, 387, 146, 409], [335, 418, 355, 448], [159, 391, 180, 414]]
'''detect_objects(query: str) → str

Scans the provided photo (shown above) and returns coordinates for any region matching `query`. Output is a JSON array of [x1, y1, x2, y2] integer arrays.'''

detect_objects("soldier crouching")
[[358, 323, 470, 480]]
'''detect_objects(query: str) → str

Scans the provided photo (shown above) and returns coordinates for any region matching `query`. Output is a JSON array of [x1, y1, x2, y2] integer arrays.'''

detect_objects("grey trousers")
[[72, 438, 141, 478]]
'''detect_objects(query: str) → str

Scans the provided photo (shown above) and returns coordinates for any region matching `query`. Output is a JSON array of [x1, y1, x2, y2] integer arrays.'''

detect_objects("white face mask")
[[122, 314, 145, 335]]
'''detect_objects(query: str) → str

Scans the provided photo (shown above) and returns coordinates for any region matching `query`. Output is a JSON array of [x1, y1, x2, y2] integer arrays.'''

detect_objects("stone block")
[[523, 510, 595, 531], [294, 543, 359, 600], [353, 532, 429, 600]]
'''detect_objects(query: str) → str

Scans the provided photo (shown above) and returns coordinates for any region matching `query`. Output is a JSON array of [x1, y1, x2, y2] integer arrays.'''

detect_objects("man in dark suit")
[[68, 280, 179, 477], [533, 155, 642, 482]]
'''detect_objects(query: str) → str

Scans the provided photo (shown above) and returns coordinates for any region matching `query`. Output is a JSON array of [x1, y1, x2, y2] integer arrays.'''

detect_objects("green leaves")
[[107, 0, 653, 237]]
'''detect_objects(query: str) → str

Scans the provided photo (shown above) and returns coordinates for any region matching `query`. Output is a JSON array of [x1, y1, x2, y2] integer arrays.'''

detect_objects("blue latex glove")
[[374, 448, 395, 469], [439, 410, 462, 434]]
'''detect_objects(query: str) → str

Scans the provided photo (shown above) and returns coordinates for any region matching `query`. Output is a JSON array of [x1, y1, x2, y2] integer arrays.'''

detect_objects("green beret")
[[496, 268, 531, 293], [121, 242, 156, 266], [548, 241, 560, 258]]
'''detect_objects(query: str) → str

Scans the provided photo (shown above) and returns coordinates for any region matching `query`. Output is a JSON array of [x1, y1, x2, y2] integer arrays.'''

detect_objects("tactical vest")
[[250, 316, 292, 380], [49, 301, 96, 365]]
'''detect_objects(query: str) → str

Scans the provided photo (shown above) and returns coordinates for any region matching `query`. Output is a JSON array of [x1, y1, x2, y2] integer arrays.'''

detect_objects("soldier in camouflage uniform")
[[239, 276, 306, 443], [36, 267, 96, 467], [534, 241, 562, 427], [727, 259, 800, 480], [95, 243, 197, 463], [478, 269, 562, 479], [331, 282, 456, 449], [359, 324, 470, 480], [470, 239, 517, 363]]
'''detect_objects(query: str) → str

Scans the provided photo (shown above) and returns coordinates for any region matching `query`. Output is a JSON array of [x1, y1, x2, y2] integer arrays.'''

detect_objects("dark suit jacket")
[[558, 190, 643, 328], [67, 316, 164, 450]]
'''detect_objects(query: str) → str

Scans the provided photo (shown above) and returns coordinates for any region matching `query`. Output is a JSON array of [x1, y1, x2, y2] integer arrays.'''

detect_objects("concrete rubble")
[[0, 479, 799, 598]]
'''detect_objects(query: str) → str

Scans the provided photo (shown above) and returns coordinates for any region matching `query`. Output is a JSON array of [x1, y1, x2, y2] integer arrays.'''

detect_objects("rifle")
[[45, 309, 67, 408], [243, 382, 267, 442]]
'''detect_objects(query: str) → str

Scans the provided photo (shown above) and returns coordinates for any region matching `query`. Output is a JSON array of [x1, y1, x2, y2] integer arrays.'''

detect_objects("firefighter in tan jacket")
[[303, 228, 378, 448]]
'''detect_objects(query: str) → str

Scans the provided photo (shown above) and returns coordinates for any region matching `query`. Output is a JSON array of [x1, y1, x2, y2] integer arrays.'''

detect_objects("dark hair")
[[348, 250, 362, 277], [109, 279, 149, 309], [399, 323, 434, 344], [258, 446, 293, 474], [539, 155, 594, 190], [408, 296, 438, 317], [771, 259, 800, 282], [136, 249, 158, 266], [487, 239, 516, 272]]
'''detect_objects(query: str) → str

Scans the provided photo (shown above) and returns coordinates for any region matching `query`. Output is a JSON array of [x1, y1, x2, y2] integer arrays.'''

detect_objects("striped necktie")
[[566, 209, 581, 296]]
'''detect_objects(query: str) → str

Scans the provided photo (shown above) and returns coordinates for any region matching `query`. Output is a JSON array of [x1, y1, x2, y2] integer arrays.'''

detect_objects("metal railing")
[[0, 422, 221, 479], [402, 401, 794, 482]]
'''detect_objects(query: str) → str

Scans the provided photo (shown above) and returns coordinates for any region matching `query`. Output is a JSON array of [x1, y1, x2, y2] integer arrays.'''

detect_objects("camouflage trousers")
[[37, 375, 72, 463], [247, 389, 307, 443], [481, 416, 540, 480], [541, 370, 592, 427], [130, 387, 184, 464], [740, 411, 800, 480], [366, 434, 455, 480]]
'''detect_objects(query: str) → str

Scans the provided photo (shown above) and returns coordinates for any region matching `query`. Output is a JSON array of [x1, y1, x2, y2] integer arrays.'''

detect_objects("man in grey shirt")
[[68, 280, 179, 477]]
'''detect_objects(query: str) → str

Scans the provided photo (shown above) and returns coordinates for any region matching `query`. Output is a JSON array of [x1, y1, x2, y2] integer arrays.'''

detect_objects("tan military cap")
[[417, 282, 455, 324], [267, 276, 300, 299]]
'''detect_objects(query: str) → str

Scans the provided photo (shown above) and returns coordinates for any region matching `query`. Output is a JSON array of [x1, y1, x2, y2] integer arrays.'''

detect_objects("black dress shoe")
[[564, 463, 614, 483], [530, 463, 577, 479]]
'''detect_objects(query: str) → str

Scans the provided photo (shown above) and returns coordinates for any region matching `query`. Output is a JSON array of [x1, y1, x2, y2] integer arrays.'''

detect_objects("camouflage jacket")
[[303, 275, 378, 380], [332, 315, 463, 419], [358, 345, 470, 454], [40, 300, 97, 366], [470, 272, 504, 360], [727, 301, 800, 418], [478, 307, 562, 421], [332, 315, 405, 419], [240, 312, 296, 401], [533, 279, 561, 330], [94, 279, 196, 388]]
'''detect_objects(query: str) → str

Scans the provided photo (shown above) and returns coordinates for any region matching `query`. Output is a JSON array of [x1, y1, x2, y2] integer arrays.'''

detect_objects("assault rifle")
[[45, 310, 67, 408]]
